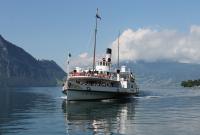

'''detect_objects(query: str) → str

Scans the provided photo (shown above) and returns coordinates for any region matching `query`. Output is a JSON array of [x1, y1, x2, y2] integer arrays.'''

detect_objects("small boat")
[[62, 9, 139, 100]]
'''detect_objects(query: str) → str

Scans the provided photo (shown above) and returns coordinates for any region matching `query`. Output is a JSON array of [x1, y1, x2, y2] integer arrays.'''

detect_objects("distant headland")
[[181, 79, 200, 88], [0, 35, 66, 87]]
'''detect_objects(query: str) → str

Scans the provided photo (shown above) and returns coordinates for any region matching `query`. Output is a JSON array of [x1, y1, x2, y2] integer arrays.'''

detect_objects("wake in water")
[[59, 95, 161, 101], [133, 90, 162, 100], [60, 96, 67, 100], [133, 95, 161, 99]]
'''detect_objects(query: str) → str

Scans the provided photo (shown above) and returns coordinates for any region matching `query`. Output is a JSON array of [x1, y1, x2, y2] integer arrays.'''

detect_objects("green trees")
[[181, 79, 200, 87]]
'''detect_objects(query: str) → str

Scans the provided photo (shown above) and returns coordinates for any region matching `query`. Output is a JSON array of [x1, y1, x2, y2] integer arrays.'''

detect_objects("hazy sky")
[[1, 0, 200, 69]]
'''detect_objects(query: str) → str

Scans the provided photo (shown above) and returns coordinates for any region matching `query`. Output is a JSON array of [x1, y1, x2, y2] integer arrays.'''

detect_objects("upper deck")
[[68, 69, 135, 83]]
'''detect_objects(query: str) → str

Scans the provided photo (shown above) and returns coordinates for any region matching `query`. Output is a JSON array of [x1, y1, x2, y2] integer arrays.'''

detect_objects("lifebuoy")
[[86, 87, 91, 91]]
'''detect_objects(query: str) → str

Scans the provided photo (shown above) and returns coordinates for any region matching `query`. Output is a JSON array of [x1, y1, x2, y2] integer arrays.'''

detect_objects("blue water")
[[1, 86, 200, 135]]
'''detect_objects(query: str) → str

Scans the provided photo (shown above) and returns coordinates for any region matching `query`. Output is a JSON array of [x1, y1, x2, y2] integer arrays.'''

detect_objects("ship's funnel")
[[106, 48, 112, 62]]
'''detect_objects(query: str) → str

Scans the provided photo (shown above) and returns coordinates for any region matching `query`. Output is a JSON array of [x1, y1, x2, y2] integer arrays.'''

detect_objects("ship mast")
[[117, 31, 120, 69], [67, 53, 71, 80], [92, 8, 101, 72]]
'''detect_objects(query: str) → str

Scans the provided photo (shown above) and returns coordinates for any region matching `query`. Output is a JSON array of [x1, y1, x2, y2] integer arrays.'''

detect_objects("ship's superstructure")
[[62, 48, 139, 100]]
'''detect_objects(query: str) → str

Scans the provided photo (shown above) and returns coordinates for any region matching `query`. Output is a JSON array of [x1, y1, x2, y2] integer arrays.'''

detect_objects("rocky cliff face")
[[0, 35, 66, 87]]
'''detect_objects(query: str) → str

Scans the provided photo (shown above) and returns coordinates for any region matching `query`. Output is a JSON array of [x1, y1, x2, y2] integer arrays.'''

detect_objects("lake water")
[[1, 86, 200, 135]]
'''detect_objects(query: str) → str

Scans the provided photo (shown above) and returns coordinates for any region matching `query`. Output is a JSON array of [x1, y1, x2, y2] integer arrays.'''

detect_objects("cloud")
[[111, 25, 200, 64], [79, 52, 88, 58], [70, 52, 105, 69], [69, 25, 200, 70], [70, 52, 93, 68]]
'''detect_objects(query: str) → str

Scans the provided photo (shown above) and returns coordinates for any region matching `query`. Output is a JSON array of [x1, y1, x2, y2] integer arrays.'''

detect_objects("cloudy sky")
[[111, 25, 200, 64], [1, 0, 200, 69]]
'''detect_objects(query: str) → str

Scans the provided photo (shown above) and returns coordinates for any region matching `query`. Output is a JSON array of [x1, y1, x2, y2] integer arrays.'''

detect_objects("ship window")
[[103, 62, 105, 66], [100, 62, 102, 65]]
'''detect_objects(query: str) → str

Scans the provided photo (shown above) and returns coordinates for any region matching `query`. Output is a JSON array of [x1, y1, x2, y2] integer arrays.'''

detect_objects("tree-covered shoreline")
[[181, 79, 200, 87]]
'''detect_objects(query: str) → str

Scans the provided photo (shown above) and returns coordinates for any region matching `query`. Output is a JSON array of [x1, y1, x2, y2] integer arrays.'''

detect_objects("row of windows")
[[97, 61, 111, 66]]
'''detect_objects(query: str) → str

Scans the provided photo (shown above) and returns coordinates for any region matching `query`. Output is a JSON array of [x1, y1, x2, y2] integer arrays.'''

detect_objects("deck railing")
[[69, 72, 112, 79]]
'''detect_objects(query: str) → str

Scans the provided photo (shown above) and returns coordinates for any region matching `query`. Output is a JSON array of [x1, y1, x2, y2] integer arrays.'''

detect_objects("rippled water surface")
[[1, 87, 200, 135]]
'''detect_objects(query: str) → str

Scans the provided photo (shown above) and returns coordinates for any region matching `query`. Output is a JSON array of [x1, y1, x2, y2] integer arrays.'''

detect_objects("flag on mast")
[[96, 8, 101, 20], [68, 53, 71, 64]]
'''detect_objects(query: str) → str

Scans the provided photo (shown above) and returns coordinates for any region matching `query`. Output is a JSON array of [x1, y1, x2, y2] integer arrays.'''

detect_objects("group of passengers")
[[75, 80, 117, 87]]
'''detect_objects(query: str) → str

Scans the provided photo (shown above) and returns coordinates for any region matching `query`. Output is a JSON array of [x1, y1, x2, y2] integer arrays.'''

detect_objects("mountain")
[[121, 60, 200, 88], [0, 35, 66, 87]]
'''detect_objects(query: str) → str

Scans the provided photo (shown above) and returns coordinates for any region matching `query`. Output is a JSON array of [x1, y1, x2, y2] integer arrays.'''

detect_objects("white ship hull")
[[67, 89, 115, 100], [62, 76, 139, 101], [64, 89, 137, 101], [63, 82, 138, 101]]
